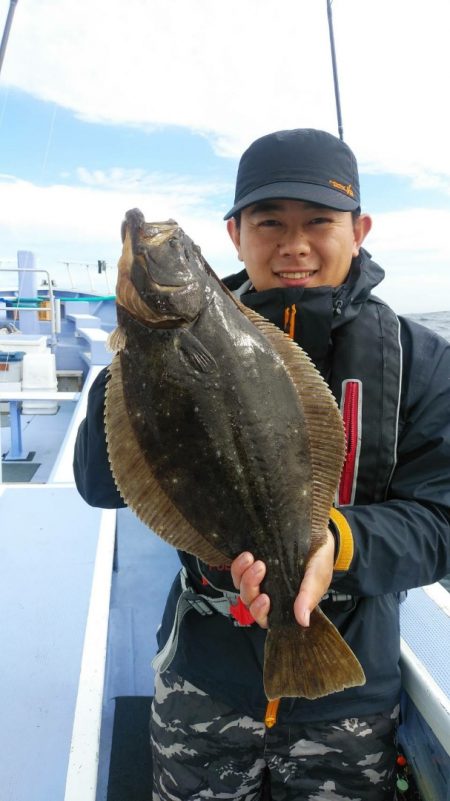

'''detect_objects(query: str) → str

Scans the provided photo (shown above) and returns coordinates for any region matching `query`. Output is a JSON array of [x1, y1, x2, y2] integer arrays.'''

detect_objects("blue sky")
[[1, 0, 449, 312]]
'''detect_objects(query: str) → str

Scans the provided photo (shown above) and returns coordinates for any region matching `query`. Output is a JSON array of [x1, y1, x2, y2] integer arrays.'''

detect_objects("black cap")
[[224, 128, 360, 220]]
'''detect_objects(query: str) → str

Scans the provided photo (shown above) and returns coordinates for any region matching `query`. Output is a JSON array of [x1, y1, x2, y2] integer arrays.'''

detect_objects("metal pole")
[[86, 264, 94, 293], [326, 0, 344, 141], [104, 265, 111, 294], [60, 261, 75, 290], [0, 0, 19, 78]]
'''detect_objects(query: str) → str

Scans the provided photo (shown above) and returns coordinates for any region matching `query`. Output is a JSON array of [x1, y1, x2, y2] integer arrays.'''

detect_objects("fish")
[[104, 207, 366, 701]]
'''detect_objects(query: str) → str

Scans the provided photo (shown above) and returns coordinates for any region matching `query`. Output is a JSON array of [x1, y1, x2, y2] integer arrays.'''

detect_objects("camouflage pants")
[[150, 668, 398, 801]]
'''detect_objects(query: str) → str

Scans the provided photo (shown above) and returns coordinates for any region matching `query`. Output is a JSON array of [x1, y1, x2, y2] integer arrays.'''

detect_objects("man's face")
[[227, 199, 372, 291]]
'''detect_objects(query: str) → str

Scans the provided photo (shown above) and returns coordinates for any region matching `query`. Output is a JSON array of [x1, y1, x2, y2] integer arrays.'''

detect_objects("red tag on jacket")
[[229, 597, 255, 626]]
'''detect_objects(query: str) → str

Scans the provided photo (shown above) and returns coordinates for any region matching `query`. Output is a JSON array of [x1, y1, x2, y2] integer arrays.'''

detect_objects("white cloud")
[[0, 174, 232, 283], [74, 166, 229, 205], [2, 0, 449, 179], [1, 0, 334, 141], [363, 209, 450, 313], [368, 209, 450, 257], [1, 176, 449, 313]]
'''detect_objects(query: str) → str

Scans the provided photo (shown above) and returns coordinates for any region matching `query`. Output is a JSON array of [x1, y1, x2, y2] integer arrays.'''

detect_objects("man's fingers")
[[294, 588, 312, 627], [231, 551, 254, 589], [248, 593, 270, 628], [294, 531, 335, 627], [230, 552, 270, 628], [239, 560, 266, 605]]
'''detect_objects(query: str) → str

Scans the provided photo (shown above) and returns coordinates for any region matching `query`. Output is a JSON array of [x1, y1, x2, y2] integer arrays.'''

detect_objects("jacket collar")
[[223, 248, 384, 324], [222, 249, 385, 376]]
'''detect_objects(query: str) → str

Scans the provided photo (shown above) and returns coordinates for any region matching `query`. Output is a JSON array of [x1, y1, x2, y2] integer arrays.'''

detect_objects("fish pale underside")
[[105, 208, 366, 702]]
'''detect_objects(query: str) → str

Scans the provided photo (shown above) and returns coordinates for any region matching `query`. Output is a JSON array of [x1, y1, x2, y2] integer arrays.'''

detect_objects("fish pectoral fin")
[[177, 330, 218, 373], [263, 608, 365, 701], [106, 325, 127, 353]]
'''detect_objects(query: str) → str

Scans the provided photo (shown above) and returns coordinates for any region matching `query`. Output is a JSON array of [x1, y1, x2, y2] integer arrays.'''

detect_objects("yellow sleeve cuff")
[[329, 508, 354, 571]]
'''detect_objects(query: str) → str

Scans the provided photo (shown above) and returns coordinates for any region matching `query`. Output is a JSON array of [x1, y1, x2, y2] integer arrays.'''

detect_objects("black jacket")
[[73, 250, 450, 722]]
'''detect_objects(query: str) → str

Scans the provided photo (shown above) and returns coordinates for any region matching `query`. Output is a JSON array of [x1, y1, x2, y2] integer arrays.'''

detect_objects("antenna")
[[0, 0, 19, 78], [326, 0, 344, 141]]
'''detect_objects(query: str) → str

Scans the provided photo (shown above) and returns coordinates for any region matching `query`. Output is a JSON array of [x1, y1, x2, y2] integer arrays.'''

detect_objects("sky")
[[0, 0, 449, 312]]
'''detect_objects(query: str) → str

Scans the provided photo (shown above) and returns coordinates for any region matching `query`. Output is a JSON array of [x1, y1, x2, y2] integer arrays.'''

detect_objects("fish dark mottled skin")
[[105, 208, 365, 701]]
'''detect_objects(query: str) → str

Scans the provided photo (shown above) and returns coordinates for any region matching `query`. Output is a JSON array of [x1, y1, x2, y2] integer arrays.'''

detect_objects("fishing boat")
[[1, 0, 449, 797], [0, 257, 449, 801]]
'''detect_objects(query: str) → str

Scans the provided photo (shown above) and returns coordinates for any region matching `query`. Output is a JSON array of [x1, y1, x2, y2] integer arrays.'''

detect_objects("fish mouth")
[[117, 267, 199, 327], [116, 215, 204, 327]]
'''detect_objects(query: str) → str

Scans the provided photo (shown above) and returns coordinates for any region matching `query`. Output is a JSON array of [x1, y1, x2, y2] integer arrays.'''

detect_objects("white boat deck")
[[0, 484, 115, 801]]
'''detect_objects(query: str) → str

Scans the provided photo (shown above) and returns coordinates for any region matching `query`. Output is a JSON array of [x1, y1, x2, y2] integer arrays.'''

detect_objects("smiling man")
[[149, 129, 450, 800], [74, 129, 450, 800], [227, 197, 371, 290]]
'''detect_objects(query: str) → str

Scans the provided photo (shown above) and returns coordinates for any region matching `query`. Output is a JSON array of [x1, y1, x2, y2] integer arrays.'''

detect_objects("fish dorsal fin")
[[238, 302, 346, 552], [105, 354, 230, 566]]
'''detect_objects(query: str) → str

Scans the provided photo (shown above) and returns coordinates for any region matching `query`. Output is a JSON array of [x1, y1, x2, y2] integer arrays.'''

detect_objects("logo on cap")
[[329, 180, 354, 198]]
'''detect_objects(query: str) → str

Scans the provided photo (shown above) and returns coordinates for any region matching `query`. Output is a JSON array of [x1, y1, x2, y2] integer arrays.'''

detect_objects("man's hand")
[[230, 531, 335, 629]]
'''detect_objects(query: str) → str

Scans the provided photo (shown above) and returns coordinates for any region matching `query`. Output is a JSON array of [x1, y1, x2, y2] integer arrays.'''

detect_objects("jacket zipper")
[[339, 380, 362, 505], [283, 304, 297, 339]]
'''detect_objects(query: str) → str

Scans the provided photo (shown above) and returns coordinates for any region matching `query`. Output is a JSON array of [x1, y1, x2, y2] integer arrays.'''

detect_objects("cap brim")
[[223, 181, 359, 219]]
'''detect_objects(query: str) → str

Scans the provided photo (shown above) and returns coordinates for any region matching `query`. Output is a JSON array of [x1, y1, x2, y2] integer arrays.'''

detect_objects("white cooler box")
[[22, 352, 58, 414], [0, 352, 24, 412]]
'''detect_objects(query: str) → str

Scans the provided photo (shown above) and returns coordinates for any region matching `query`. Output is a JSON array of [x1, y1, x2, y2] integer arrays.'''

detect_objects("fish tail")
[[263, 607, 365, 701]]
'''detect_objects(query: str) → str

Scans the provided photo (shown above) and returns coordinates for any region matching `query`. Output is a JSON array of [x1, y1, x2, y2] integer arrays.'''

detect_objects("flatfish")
[[105, 208, 365, 700]]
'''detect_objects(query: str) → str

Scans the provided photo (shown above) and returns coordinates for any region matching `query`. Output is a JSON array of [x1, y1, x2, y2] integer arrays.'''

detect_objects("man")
[[74, 129, 450, 800]]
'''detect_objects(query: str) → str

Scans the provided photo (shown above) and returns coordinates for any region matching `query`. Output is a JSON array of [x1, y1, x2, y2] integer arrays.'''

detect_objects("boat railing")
[[63, 506, 117, 801], [0, 267, 59, 348], [59, 260, 113, 294], [399, 583, 450, 800], [49, 365, 104, 484]]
